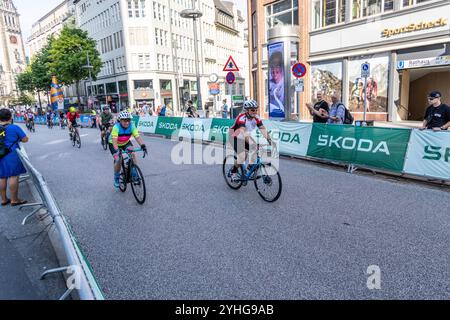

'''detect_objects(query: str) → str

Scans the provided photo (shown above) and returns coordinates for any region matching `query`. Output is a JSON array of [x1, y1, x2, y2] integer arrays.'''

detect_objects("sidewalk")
[[0, 180, 67, 300]]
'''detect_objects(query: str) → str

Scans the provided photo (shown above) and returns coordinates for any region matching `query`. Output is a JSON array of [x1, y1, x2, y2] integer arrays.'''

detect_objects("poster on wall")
[[268, 42, 285, 119], [348, 54, 389, 113], [311, 61, 343, 103]]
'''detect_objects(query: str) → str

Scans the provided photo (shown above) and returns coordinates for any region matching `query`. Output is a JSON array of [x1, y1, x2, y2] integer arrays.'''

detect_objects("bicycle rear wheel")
[[102, 133, 108, 150], [75, 132, 81, 148], [254, 163, 282, 202], [223, 155, 243, 190], [130, 164, 146, 205]]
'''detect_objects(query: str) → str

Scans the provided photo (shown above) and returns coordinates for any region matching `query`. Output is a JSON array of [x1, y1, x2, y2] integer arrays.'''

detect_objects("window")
[[134, 80, 153, 90], [352, 0, 395, 19], [265, 0, 299, 32], [252, 13, 257, 49], [403, 0, 431, 7], [313, 0, 346, 29], [141, 0, 146, 17]]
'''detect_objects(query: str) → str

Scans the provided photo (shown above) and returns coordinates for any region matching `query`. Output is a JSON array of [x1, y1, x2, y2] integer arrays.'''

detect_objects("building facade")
[[310, 0, 450, 122], [72, 0, 248, 115], [26, 0, 76, 59], [0, 0, 26, 106], [249, 0, 450, 122], [248, 0, 309, 120]]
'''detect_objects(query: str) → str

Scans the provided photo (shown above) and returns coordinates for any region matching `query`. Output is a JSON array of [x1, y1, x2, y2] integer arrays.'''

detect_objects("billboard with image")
[[268, 42, 285, 119]]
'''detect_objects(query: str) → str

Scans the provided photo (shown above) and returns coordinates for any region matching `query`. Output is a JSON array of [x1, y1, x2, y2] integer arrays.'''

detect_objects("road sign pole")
[[363, 76, 367, 123]]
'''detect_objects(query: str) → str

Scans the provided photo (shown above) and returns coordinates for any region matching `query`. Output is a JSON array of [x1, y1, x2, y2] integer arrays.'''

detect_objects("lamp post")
[[180, 6, 203, 112]]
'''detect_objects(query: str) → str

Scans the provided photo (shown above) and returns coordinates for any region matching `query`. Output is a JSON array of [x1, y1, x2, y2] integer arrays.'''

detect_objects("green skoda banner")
[[253, 121, 312, 157], [179, 118, 212, 140], [208, 118, 235, 144], [155, 116, 183, 137], [403, 130, 450, 180], [137, 116, 158, 134], [306, 124, 411, 172]]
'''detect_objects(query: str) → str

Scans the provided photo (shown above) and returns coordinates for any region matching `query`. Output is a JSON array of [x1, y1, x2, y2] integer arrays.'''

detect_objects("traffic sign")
[[226, 72, 235, 84], [292, 63, 307, 78], [223, 56, 239, 72], [208, 83, 220, 95], [209, 73, 219, 83], [361, 62, 370, 78], [294, 79, 304, 92]]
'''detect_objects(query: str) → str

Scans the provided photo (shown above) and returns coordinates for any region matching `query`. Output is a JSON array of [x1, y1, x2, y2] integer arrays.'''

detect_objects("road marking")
[[45, 139, 67, 145], [80, 134, 89, 137]]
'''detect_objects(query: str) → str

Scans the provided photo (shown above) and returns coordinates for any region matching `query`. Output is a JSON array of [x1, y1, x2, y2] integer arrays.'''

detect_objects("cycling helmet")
[[118, 111, 132, 120], [69, 107, 76, 113], [243, 100, 258, 110]]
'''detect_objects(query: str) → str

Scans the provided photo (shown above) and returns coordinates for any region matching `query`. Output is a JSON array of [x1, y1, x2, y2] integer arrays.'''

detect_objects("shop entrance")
[[398, 66, 450, 121]]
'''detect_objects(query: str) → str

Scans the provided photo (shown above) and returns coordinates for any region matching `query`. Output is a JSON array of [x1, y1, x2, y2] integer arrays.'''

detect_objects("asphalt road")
[[21, 123, 450, 299]]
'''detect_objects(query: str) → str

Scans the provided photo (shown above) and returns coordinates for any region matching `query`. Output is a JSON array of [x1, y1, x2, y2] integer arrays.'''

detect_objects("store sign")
[[382, 18, 448, 38], [397, 55, 450, 70]]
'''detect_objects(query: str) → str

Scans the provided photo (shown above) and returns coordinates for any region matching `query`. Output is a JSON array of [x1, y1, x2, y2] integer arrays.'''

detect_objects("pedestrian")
[[326, 92, 346, 124], [0, 108, 29, 206], [222, 99, 229, 119], [306, 91, 329, 123], [420, 91, 450, 131]]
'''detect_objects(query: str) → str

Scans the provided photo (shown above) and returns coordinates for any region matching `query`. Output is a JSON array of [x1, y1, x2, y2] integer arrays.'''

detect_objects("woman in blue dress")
[[0, 108, 29, 206]]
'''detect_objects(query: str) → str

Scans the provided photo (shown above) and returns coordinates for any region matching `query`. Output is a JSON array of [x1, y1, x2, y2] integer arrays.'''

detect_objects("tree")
[[32, 38, 54, 105], [16, 68, 34, 93], [49, 26, 102, 112], [9, 94, 35, 107]]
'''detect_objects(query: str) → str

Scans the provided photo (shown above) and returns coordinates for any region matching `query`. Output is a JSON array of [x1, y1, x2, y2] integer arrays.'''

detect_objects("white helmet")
[[243, 100, 258, 110], [118, 111, 132, 120]]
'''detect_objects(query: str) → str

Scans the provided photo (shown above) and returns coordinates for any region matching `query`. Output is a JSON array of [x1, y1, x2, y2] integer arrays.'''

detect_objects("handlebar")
[[119, 148, 148, 158]]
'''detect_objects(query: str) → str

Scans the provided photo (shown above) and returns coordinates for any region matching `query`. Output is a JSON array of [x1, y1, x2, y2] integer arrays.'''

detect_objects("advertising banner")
[[137, 116, 158, 134], [154, 117, 183, 138], [268, 42, 285, 119], [403, 130, 450, 180], [253, 121, 313, 157], [179, 118, 212, 140], [307, 124, 411, 172], [207, 118, 235, 144]]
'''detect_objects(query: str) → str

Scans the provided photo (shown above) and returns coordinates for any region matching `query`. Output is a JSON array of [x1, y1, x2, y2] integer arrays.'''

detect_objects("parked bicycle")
[[118, 148, 147, 204], [223, 144, 282, 202]]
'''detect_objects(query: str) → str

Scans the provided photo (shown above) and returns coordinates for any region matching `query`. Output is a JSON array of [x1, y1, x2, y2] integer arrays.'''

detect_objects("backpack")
[[0, 125, 9, 159], [339, 103, 354, 125]]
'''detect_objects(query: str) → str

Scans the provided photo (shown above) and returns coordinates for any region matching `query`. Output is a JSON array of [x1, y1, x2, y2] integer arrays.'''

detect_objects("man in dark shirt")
[[420, 91, 450, 131], [306, 91, 329, 123]]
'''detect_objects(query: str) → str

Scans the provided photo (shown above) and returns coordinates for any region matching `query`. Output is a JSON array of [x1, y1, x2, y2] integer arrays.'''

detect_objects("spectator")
[[0, 108, 29, 206], [326, 92, 346, 124], [186, 100, 199, 118], [91, 109, 97, 128], [160, 105, 167, 117], [222, 99, 229, 119], [420, 91, 450, 131], [204, 103, 210, 118], [306, 91, 329, 123]]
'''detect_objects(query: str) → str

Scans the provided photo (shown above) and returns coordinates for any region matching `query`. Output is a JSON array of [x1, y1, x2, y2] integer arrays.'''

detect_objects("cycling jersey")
[[230, 113, 263, 137], [66, 112, 80, 123], [100, 113, 113, 126], [27, 113, 34, 120], [109, 123, 140, 147]]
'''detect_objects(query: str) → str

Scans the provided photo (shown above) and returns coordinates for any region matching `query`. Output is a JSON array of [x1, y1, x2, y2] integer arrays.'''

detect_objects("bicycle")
[[101, 123, 113, 151], [69, 126, 81, 148], [223, 143, 282, 202], [60, 118, 67, 129], [47, 119, 53, 129], [27, 120, 35, 133], [118, 148, 147, 205]]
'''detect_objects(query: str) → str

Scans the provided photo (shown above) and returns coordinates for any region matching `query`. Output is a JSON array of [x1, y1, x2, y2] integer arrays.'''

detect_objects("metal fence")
[[16, 148, 104, 300]]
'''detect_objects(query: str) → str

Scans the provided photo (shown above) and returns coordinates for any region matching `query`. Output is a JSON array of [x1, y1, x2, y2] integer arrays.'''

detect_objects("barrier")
[[16, 148, 104, 300], [135, 116, 450, 182]]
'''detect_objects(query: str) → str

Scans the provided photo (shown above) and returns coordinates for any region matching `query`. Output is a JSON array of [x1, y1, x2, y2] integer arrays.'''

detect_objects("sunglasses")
[[428, 97, 438, 100], [248, 108, 257, 112], [121, 119, 131, 122]]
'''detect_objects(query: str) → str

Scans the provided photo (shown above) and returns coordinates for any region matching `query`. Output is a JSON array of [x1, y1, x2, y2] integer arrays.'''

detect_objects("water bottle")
[[242, 161, 247, 173]]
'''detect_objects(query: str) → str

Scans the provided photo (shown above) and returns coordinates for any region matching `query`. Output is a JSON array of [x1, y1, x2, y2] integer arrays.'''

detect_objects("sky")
[[15, 0, 248, 45]]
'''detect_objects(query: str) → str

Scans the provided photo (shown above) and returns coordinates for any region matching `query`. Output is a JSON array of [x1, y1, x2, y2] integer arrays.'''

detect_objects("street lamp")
[[180, 7, 203, 112]]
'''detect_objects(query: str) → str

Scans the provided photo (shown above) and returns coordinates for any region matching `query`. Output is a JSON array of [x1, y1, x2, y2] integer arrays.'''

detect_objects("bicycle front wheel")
[[223, 155, 243, 190], [130, 164, 146, 205], [254, 163, 282, 203]]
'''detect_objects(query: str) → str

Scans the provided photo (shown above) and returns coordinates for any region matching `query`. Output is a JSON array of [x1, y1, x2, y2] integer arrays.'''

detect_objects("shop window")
[[106, 82, 117, 94], [119, 81, 128, 94], [160, 80, 172, 91], [134, 80, 153, 90], [311, 61, 343, 104]]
